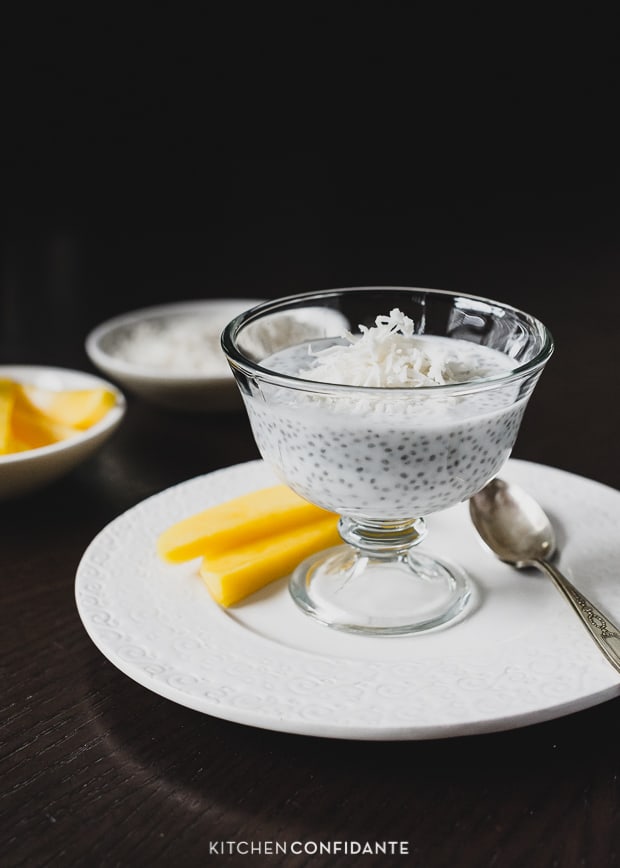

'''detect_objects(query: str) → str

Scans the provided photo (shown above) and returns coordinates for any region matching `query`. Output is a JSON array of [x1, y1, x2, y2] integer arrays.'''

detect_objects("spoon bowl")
[[470, 478, 620, 674], [469, 478, 556, 567]]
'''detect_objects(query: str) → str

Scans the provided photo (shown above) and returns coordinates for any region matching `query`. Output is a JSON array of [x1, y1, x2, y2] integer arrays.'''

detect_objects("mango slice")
[[0, 378, 116, 454], [16, 384, 116, 429], [0, 380, 16, 454], [157, 484, 335, 563], [199, 515, 341, 606], [10, 403, 80, 449]]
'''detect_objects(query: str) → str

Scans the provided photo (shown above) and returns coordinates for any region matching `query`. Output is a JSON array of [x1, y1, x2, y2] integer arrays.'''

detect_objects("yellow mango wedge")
[[157, 484, 335, 563], [0, 380, 16, 454], [199, 515, 341, 606], [10, 403, 80, 449], [0, 379, 117, 454], [16, 384, 116, 429]]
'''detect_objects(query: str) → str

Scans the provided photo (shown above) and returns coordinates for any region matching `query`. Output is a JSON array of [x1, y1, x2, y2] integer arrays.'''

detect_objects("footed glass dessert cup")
[[222, 287, 553, 636]]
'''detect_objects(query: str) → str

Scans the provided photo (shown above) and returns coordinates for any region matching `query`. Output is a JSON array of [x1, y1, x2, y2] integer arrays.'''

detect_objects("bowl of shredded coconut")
[[85, 300, 265, 412]]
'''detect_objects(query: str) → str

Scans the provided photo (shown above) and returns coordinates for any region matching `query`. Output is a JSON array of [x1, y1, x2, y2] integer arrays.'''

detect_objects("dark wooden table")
[[2, 171, 620, 868]]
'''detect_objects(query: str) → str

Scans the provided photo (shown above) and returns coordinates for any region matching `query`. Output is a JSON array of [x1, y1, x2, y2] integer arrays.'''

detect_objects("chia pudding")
[[244, 310, 529, 520]]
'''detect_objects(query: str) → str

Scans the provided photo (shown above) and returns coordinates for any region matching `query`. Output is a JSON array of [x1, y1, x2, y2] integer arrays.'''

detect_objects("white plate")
[[75, 459, 620, 740]]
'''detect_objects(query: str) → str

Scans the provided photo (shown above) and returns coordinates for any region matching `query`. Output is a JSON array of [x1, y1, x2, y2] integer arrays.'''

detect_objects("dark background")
[[3, 8, 619, 490], [2, 9, 620, 867]]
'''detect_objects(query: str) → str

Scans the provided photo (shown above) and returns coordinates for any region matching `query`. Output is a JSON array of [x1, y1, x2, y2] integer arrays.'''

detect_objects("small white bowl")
[[85, 299, 264, 412], [0, 366, 126, 501]]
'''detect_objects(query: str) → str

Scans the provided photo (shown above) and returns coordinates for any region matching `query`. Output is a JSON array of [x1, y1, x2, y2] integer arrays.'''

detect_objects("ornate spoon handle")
[[534, 558, 620, 674]]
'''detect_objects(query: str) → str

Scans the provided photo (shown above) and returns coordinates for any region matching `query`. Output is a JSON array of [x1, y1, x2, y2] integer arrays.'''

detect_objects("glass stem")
[[338, 516, 427, 557]]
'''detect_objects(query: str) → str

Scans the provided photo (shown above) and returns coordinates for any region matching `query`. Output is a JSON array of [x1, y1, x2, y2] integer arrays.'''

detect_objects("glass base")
[[289, 544, 471, 636]]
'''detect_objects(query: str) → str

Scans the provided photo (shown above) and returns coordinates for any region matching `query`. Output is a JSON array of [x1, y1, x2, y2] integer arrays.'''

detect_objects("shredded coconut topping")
[[297, 308, 492, 387], [112, 316, 231, 375]]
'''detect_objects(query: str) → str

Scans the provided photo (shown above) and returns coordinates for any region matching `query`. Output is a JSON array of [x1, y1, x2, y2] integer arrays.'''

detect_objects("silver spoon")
[[469, 478, 620, 674]]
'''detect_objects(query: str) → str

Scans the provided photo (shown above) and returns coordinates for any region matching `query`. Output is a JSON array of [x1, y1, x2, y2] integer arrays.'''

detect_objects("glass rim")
[[221, 286, 554, 395]]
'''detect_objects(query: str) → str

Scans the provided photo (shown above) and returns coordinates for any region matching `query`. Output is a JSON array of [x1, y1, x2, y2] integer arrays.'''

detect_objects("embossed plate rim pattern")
[[75, 459, 620, 740]]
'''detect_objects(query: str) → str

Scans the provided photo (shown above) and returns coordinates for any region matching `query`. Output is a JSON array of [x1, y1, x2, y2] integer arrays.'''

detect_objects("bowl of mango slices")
[[0, 365, 125, 500]]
